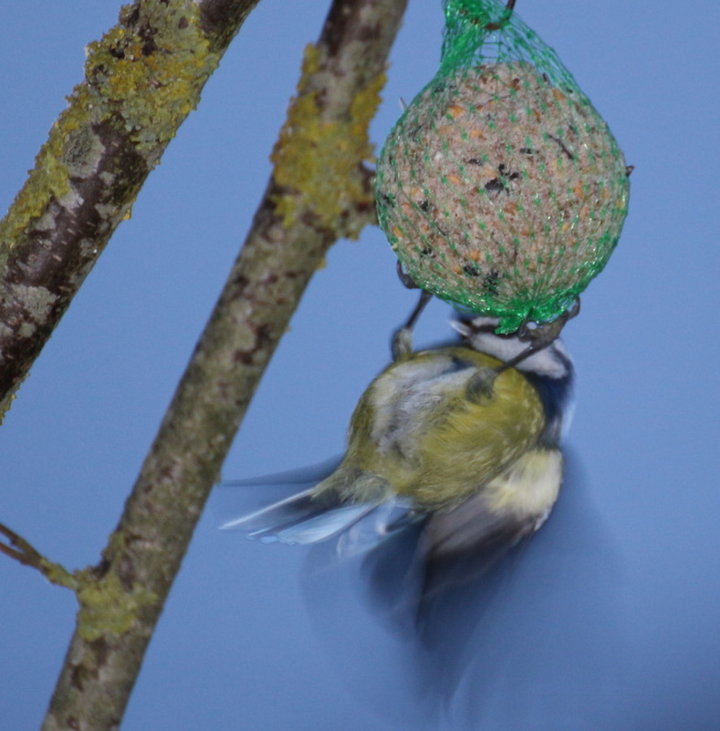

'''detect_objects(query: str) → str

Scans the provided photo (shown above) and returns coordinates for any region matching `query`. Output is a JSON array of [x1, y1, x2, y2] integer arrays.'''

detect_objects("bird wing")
[[219, 461, 410, 548], [218, 455, 343, 489], [419, 447, 563, 597]]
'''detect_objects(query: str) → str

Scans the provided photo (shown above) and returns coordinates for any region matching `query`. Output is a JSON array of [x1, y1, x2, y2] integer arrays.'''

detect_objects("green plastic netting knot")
[[375, 0, 630, 333]]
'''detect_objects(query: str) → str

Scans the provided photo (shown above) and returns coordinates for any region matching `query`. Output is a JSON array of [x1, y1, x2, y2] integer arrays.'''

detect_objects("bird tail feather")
[[220, 487, 382, 545]]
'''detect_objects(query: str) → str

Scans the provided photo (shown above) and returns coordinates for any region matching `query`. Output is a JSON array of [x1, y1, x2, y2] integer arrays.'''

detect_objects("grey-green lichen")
[[61, 126, 106, 179], [9, 284, 59, 325]]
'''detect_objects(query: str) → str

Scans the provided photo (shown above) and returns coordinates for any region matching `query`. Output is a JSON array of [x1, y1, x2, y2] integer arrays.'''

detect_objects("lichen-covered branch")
[[0, 0, 261, 422], [41, 0, 408, 728]]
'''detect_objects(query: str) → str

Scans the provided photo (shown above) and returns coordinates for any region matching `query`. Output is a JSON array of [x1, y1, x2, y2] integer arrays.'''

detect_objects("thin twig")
[[0, 522, 41, 568], [0, 523, 79, 590]]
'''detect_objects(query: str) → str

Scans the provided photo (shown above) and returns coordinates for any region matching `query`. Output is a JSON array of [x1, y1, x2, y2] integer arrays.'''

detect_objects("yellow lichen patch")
[[301, 42, 321, 77], [84, 2, 218, 160], [271, 44, 385, 240], [0, 391, 16, 426], [0, 113, 78, 253], [76, 571, 157, 642]]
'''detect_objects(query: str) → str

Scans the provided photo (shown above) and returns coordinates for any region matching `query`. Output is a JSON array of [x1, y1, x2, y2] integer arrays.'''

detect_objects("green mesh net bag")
[[375, 0, 630, 332]]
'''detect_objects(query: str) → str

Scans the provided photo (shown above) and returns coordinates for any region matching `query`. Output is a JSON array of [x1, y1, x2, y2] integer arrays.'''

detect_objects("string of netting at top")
[[440, 0, 579, 92]]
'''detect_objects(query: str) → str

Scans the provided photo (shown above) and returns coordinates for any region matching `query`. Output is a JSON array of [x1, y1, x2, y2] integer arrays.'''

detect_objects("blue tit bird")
[[221, 315, 574, 589]]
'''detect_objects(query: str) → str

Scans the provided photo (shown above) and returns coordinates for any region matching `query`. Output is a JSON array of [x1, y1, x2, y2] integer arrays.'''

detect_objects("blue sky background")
[[2, 1, 719, 728]]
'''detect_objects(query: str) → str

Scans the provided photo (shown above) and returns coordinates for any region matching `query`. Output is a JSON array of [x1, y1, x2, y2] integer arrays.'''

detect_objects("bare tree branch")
[[38, 0, 408, 728], [0, 0, 261, 421]]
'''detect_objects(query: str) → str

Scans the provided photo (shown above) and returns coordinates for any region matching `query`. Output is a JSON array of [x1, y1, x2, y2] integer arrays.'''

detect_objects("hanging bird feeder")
[[375, 0, 630, 332]]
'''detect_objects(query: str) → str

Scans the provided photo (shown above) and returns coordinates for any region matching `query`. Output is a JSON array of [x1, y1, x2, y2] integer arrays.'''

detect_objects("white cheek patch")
[[452, 318, 572, 380]]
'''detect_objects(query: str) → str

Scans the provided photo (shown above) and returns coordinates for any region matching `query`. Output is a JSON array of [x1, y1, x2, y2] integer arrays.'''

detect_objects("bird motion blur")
[[221, 304, 574, 592]]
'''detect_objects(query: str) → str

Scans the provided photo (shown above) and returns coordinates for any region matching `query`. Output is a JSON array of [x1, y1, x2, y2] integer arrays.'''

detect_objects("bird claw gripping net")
[[375, 0, 630, 333]]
